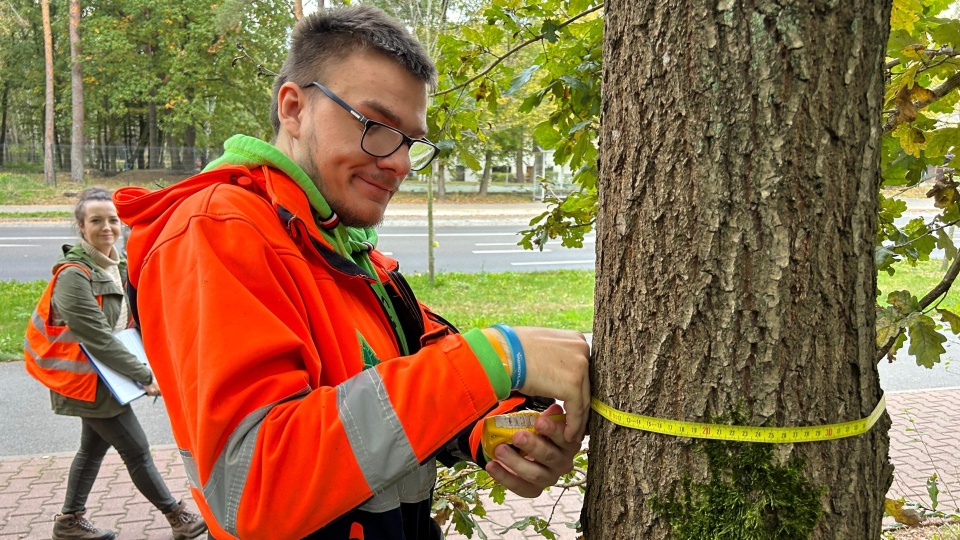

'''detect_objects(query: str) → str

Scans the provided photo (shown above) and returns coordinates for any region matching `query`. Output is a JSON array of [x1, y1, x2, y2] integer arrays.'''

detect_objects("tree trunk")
[[148, 100, 160, 169], [513, 147, 524, 183], [0, 82, 8, 168], [294, 0, 303, 20], [41, 0, 55, 185], [135, 114, 148, 169], [168, 132, 181, 171], [69, 0, 84, 183], [182, 124, 196, 171], [479, 148, 493, 196], [436, 160, 446, 201], [584, 2, 893, 540]]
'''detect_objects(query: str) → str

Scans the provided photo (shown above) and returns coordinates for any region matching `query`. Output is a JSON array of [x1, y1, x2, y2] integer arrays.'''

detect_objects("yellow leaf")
[[884, 497, 922, 526], [901, 43, 926, 61], [907, 85, 936, 106], [891, 0, 921, 33]]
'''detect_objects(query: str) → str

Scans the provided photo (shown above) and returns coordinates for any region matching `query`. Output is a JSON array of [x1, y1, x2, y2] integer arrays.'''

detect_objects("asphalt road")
[[0, 221, 595, 281]]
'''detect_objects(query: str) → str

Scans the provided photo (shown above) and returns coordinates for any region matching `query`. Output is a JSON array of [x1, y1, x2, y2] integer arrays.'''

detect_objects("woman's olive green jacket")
[[47, 243, 153, 418]]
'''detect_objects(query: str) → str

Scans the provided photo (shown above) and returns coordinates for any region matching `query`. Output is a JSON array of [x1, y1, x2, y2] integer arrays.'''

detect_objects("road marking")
[[475, 242, 524, 246], [0, 236, 74, 240], [510, 259, 594, 266], [473, 249, 552, 254], [0, 244, 42, 248]]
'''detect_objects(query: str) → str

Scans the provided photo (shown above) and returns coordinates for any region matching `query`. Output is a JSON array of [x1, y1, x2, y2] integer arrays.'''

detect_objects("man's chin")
[[336, 205, 386, 228]]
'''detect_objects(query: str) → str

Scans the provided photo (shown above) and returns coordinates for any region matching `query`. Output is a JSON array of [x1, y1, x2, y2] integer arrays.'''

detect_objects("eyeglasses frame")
[[305, 81, 439, 171]]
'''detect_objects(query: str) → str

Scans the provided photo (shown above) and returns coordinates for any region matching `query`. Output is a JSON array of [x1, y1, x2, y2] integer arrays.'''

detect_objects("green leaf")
[[541, 19, 560, 43], [505, 64, 541, 97], [925, 127, 960, 159], [460, 149, 482, 171], [936, 308, 960, 334], [907, 314, 946, 368], [876, 306, 904, 345], [534, 121, 563, 148], [935, 228, 958, 261], [570, 0, 594, 12], [888, 290, 919, 313], [490, 484, 507, 505], [926, 473, 940, 510]]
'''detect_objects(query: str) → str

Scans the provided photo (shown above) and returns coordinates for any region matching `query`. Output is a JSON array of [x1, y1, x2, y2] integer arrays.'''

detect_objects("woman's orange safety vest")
[[24, 263, 102, 402]]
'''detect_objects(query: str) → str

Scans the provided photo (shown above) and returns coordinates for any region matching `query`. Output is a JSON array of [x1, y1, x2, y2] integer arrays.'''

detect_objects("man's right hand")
[[511, 327, 590, 443]]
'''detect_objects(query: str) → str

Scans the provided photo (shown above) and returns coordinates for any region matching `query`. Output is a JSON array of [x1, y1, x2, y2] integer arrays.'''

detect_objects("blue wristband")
[[492, 324, 525, 390]]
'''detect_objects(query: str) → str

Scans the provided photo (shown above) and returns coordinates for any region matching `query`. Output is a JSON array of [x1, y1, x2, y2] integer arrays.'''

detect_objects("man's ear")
[[277, 82, 308, 140]]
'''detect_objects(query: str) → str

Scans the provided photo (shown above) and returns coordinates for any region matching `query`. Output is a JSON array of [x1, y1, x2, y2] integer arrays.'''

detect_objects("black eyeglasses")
[[306, 81, 439, 172]]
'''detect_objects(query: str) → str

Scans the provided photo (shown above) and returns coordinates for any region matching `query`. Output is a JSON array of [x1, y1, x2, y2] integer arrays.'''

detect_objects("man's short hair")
[[270, 5, 438, 135]]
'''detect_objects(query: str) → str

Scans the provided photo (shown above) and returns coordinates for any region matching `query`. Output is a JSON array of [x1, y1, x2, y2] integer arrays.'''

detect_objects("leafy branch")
[[432, 3, 603, 98], [882, 69, 960, 134]]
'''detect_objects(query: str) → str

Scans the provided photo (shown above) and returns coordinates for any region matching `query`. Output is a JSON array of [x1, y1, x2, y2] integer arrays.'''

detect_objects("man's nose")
[[376, 147, 412, 177]]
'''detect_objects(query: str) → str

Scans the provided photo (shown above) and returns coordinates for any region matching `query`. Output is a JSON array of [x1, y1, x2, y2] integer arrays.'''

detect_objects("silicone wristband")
[[492, 324, 526, 390], [482, 328, 512, 378]]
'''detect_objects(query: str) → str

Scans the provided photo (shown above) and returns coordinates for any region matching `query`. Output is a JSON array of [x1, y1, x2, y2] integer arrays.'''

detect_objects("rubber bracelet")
[[481, 328, 512, 378], [492, 324, 525, 390]]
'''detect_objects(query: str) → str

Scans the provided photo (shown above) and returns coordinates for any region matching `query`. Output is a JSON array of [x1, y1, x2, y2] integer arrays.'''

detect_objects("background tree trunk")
[[148, 100, 160, 169], [479, 148, 493, 196], [69, 0, 84, 183], [585, 2, 893, 539], [513, 147, 524, 183], [0, 82, 8, 168], [436, 160, 446, 201], [41, 0, 55, 185]]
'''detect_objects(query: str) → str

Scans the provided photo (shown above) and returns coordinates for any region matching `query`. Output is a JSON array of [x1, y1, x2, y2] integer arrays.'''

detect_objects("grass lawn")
[[0, 171, 535, 210], [0, 271, 595, 361], [3, 259, 957, 361]]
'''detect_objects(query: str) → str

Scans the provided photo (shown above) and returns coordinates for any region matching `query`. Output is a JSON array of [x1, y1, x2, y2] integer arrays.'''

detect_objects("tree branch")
[[876, 252, 960, 362], [885, 47, 958, 70], [882, 69, 960, 134], [432, 4, 604, 98]]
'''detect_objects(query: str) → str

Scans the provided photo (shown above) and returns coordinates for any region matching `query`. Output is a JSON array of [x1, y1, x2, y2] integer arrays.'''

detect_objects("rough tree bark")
[[585, 2, 893, 539], [69, 0, 84, 183]]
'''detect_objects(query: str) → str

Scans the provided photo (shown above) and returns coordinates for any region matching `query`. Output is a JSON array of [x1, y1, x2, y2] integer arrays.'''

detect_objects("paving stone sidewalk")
[[1, 387, 957, 539]]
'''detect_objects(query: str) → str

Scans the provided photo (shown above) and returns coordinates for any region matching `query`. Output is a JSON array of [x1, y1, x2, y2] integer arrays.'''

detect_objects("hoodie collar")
[[204, 134, 378, 259]]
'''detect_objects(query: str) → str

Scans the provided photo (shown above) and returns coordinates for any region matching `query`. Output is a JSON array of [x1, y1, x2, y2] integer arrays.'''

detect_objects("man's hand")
[[511, 327, 590, 442], [484, 404, 582, 498]]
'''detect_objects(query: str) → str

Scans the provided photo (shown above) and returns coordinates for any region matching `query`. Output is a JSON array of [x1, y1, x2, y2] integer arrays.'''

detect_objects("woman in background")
[[24, 186, 206, 540]]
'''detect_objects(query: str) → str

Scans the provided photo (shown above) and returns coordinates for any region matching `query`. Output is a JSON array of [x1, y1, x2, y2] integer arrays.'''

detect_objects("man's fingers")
[[485, 461, 540, 498]]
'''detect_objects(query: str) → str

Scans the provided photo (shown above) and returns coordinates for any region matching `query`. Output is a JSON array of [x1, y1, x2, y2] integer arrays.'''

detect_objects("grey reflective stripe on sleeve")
[[358, 459, 438, 514], [31, 311, 82, 343], [337, 368, 419, 496], [180, 386, 310, 537], [23, 338, 97, 374]]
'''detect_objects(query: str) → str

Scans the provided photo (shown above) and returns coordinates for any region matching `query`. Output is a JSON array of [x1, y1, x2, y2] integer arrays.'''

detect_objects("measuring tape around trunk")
[[590, 394, 886, 443]]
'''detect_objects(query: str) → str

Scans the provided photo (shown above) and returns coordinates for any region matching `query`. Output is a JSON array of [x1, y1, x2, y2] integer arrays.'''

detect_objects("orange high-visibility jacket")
[[24, 263, 101, 402], [115, 165, 504, 540]]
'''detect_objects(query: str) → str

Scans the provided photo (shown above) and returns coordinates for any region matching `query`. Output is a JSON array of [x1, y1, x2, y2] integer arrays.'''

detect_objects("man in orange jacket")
[[114, 5, 590, 539]]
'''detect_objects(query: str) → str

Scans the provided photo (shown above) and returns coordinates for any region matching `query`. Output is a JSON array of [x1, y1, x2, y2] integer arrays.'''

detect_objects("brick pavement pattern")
[[1, 388, 957, 539]]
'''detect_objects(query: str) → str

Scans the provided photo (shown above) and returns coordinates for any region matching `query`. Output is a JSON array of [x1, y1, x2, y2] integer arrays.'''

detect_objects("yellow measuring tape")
[[590, 394, 886, 443]]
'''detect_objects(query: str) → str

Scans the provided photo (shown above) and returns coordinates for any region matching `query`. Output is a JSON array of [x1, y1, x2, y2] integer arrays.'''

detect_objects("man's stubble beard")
[[296, 131, 385, 229]]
